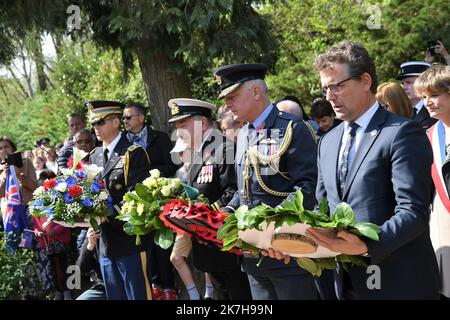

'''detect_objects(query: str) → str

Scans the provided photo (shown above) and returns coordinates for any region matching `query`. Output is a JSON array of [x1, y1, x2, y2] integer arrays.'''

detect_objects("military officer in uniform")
[[87, 100, 153, 300], [213, 63, 319, 300], [397, 61, 437, 129], [168, 98, 252, 300], [123, 102, 178, 299]]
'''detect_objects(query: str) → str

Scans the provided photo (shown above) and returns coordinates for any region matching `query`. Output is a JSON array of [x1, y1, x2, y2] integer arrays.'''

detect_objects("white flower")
[[149, 169, 160, 179], [161, 186, 171, 197], [99, 191, 108, 201], [60, 168, 74, 176], [170, 178, 181, 189], [55, 182, 67, 193], [84, 164, 103, 183], [143, 177, 157, 188], [72, 147, 89, 169], [33, 186, 46, 197]]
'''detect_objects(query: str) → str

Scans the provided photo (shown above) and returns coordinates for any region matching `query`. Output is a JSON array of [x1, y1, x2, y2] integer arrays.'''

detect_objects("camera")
[[427, 39, 442, 56], [2, 152, 23, 168], [35, 137, 50, 148]]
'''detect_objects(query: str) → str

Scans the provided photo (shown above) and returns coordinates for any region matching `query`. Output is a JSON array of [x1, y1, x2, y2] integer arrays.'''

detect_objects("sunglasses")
[[92, 117, 118, 127], [122, 114, 141, 121]]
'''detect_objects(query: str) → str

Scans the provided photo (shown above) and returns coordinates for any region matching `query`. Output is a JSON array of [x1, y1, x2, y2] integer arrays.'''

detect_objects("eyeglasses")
[[122, 114, 141, 121], [92, 117, 118, 127], [321, 75, 359, 96]]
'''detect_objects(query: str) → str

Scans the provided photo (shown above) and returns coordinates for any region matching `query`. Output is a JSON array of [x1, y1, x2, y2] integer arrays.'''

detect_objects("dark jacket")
[[144, 127, 178, 178], [188, 133, 240, 272], [89, 133, 152, 258]]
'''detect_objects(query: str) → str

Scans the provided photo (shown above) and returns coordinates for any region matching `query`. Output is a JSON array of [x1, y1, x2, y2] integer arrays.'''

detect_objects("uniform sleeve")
[[286, 120, 318, 210], [126, 146, 151, 191]]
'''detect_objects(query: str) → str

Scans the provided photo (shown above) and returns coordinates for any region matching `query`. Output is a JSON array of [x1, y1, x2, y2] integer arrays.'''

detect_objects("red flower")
[[66, 158, 84, 170], [68, 185, 83, 197], [98, 180, 105, 188], [43, 178, 57, 191]]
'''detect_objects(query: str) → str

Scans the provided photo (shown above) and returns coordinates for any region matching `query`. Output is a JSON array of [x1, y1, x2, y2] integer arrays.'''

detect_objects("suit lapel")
[[414, 105, 429, 123], [343, 106, 386, 198], [146, 127, 157, 148], [327, 124, 345, 198], [101, 135, 128, 179]]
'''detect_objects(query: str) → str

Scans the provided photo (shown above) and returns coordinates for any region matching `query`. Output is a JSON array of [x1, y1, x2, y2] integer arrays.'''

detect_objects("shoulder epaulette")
[[127, 144, 143, 152], [277, 111, 299, 122]]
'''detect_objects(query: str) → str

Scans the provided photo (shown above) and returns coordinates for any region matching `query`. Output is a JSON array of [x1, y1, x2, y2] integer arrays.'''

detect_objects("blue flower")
[[106, 196, 113, 209], [63, 192, 75, 203], [74, 170, 87, 179], [90, 183, 100, 193], [82, 198, 93, 207], [50, 191, 60, 202], [31, 199, 44, 211], [45, 208, 54, 219], [65, 176, 77, 187]]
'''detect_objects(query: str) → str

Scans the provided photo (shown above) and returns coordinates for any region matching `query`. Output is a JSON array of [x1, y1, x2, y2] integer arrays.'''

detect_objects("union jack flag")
[[3, 166, 27, 249]]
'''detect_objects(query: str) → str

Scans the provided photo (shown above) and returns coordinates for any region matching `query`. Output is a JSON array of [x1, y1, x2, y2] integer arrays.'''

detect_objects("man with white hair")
[[213, 63, 319, 300]]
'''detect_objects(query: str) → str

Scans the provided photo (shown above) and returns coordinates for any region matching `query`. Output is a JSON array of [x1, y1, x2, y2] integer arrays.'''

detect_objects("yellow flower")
[[149, 169, 160, 179], [161, 186, 171, 197], [137, 203, 144, 215], [171, 178, 181, 189], [143, 177, 157, 188]]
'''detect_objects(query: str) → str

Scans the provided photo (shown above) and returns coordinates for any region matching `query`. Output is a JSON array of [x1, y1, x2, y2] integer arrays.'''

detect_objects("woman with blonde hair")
[[376, 82, 413, 117], [414, 64, 450, 299]]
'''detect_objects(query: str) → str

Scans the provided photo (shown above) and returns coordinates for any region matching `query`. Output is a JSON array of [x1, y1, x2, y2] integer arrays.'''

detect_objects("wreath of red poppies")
[[160, 198, 242, 255]]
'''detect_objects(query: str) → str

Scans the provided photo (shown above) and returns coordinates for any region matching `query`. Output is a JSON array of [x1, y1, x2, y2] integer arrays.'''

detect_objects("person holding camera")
[[0, 137, 37, 206], [0, 137, 37, 245], [426, 40, 450, 66]]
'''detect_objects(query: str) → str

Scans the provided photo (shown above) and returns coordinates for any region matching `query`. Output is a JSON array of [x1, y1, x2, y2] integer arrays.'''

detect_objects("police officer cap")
[[35, 137, 50, 147], [167, 98, 216, 123], [85, 100, 126, 124], [213, 63, 268, 99], [396, 61, 431, 80]]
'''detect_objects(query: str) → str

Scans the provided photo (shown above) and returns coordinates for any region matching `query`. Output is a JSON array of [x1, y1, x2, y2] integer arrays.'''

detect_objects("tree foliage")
[[264, 0, 450, 111]]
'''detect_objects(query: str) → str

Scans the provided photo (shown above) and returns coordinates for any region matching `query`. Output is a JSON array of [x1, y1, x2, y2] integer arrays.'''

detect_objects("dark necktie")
[[338, 122, 359, 196], [412, 108, 418, 118], [103, 148, 109, 164]]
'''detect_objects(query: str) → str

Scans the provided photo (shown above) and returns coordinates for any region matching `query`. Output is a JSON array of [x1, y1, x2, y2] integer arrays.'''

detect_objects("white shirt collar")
[[414, 100, 424, 112], [251, 103, 273, 129], [103, 132, 122, 158], [346, 100, 379, 131]]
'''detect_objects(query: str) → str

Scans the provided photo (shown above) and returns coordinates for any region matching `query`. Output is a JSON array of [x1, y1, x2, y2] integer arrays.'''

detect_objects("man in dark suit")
[[87, 100, 152, 300], [304, 41, 439, 299], [213, 63, 319, 300], [397, 61, 437, 129], [57, 113, 87, 169], [168, 98, 252, 300], [123, 102, 178, 300]]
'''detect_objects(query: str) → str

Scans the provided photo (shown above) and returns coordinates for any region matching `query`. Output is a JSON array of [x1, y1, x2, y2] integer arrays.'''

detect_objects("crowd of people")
[[1, 38, 450, 300]]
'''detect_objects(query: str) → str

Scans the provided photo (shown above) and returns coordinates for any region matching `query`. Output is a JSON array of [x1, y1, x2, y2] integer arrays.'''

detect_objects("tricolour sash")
[[428, 121, 450, 213]]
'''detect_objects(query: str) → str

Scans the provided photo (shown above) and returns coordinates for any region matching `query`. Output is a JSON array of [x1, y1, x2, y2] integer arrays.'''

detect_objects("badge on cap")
[[215, 75, 222, 85], [171, 102, 180, 116]]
